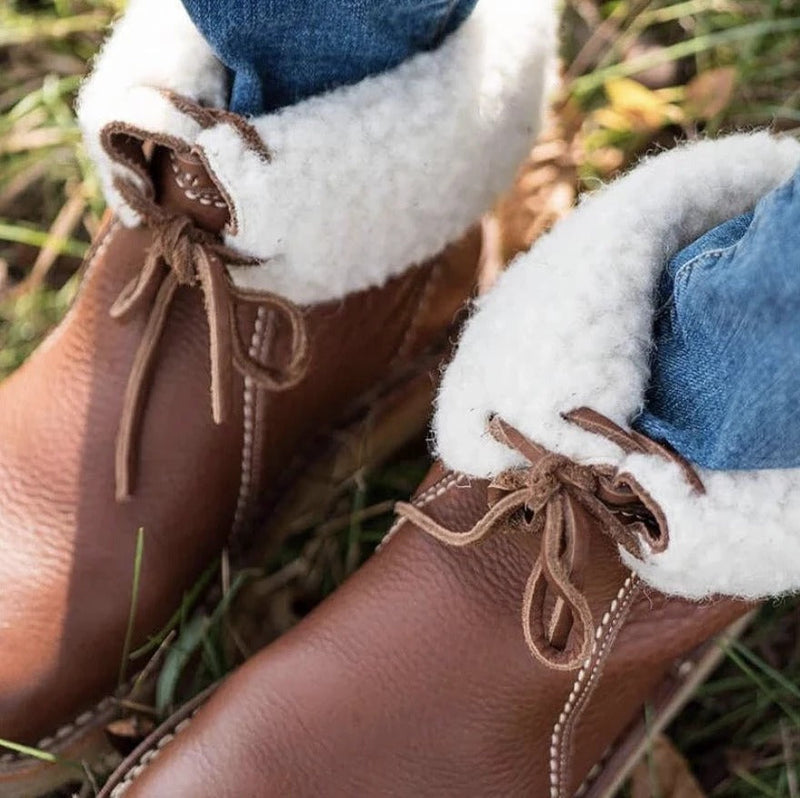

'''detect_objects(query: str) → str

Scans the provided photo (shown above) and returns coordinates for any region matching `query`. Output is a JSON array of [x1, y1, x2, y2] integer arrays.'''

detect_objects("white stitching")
[[378, 472, 467, 550], [379, 520, 405, 550], [408, 471, 468, 509], [0, 687, 124, 765], [552, 576, 639, 797], [169, 154, 227, 209], [48, 218, 120, 335], [569, 635, 707, 797], [232, 308, 276, 538], [557, 579, 638, 796], [110, 711, 199, 796], [232, 307, 267, 531], [549, 574, 640, 797]]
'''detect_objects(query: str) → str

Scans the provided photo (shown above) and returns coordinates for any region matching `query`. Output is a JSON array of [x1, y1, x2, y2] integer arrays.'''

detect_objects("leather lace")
[[110, 178, 309, 501], [396, 410, 687, 672]]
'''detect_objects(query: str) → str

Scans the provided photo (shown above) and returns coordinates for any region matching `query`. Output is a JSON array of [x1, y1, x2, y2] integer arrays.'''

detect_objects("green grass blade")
[[729, 638, 800, 703], [724, 645, 800, 728], [570, 17, 800, 97], [0, 219, 88, 258], [0, 13, 113, 47], [130, 559, 219, 660], [0, 738, 84, 774], [7, 75, 82, 122], [154, 567, 256, 714], [155, 613, 208, 715], [118, 527, 145, 686], [732, 767, 782, 797], [0, 737, 84, 772], [0, 738, 59, 763]]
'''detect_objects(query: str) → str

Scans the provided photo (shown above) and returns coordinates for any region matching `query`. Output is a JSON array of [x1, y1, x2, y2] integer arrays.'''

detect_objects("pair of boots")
[[2, 0, 798, 795], [101, 131, 799, 798]]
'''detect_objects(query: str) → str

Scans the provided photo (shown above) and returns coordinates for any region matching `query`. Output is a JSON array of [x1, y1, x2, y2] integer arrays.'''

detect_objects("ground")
[[1, 1, 800, 795]]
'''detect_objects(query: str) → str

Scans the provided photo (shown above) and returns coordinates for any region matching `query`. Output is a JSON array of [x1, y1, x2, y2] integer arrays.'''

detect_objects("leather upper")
[[112, 438, 750, 797], [0, 141, 480, 747]]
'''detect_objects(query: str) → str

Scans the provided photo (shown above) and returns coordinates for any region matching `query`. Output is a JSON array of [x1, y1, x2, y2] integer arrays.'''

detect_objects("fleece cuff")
[[435, 132, 800, 600], [78, 0, 557, 304]]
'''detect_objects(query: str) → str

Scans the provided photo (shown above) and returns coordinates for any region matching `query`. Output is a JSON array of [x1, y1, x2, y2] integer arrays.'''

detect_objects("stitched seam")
[[85, 220, 119, 276], [169, 153, 227, 209], [0, 223, 130, 767], [549, 575, 640, 798], [190, 145, 241, 237], [378, 471, 466, 550], [413, 471, 466, 508], [109, 711, 200, 797], [557, 579, 640, 797], [673, 245, 736, 287], [555, 577, 640, 797], [0, 697, 114, 763], [238, 310, 276, 537], [0, 676, 137, 765], [232, 307, 271, 534], [571, 633, 707, 798]]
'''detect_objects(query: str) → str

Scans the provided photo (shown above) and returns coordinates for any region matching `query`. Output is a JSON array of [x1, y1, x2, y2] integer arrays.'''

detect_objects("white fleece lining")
[[78, 0, 557, 304], [434, 132, 800, 600]]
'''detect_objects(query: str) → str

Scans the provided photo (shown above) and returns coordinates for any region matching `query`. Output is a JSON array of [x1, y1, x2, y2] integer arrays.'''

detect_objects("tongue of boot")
[[151, 145, 230, 235], [107, 143, 251, 502]]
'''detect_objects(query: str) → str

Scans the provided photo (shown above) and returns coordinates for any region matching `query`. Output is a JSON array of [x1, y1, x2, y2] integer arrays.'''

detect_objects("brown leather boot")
[[0, 0, 556, 793], [99, 448, 750, 798], [99, 132, 800, 798]]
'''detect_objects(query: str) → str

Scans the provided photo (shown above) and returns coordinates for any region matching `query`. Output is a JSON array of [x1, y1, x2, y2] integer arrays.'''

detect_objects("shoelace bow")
[[110, 178, 309, 501], [396, 410, 691, 671]]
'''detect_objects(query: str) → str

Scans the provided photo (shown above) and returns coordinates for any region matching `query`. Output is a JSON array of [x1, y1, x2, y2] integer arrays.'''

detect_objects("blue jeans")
[[180, 0, 479, 114], [633, 166, 800, 470]]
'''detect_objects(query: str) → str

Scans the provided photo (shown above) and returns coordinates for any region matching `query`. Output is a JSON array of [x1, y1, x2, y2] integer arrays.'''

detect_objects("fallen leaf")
[[588, 146, 626, 176], [630, 734, 707, 798], [603, 77, 684, 132], [105, 716, 156, 756], [685, 68, 737, 120]]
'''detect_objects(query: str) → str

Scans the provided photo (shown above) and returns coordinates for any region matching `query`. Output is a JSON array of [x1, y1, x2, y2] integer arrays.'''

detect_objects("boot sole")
[[0, 356, 442, 798]]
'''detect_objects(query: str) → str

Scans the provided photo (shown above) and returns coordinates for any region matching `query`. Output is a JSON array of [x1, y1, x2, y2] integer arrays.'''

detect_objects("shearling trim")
[[434, 132, 800, 600], [77, 0, 226, 227], [77, 0, 557, 304], [617, 452, 800, 600]]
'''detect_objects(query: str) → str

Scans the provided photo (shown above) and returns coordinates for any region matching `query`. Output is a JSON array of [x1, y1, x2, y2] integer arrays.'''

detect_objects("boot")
[[0, 0, 557, 793], [100, 132, 800, 798]]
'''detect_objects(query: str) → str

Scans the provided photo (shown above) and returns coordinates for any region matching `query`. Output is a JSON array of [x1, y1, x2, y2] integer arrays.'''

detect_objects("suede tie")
[[396, 410, 697, 671], [109, 178, 309, 501]]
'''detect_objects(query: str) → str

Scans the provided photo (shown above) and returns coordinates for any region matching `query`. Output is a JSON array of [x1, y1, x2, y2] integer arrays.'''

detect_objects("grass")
[[0, 0, 799, 795], [118, 527, 145, 686]]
